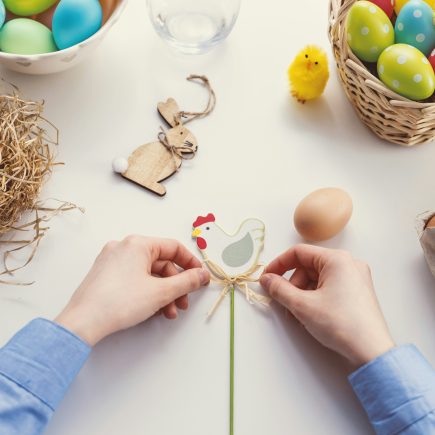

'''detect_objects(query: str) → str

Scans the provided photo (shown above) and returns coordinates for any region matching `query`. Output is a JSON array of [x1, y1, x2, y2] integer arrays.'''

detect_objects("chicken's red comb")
[[193, 213, 215, 228]]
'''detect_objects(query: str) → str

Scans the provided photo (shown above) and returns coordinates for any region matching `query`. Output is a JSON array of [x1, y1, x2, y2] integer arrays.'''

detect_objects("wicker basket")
[[328, 0, 435, 146]]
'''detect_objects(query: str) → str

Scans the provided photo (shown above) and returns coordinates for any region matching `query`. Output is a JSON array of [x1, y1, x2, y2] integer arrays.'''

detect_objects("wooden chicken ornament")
[[192, 214, 270, 435], [112, 75, 216, 196], [191, 213, 270, 316]]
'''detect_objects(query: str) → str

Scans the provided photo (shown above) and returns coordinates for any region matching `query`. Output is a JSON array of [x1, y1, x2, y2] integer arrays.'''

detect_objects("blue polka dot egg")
[[377, 44, 435, 100], [395, 0, 435, 56]]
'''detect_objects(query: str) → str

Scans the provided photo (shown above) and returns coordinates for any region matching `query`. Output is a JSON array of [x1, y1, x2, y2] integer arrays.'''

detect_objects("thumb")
[[162, 267, 210, 299], [260, 273, 309, 316]]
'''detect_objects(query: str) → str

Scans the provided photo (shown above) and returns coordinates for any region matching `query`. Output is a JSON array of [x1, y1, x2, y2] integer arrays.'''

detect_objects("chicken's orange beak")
[[192, 228, 201, 238], [306, 61, 313, 71]]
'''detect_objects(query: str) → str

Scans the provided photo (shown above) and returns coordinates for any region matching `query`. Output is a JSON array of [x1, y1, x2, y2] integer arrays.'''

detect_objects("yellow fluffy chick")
[[288, 45, 329, 103]]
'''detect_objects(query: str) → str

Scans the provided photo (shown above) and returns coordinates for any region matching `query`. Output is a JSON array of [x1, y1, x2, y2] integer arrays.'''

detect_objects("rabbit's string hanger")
[[157, 75, 216, 169], [175, 75, 216, 125]]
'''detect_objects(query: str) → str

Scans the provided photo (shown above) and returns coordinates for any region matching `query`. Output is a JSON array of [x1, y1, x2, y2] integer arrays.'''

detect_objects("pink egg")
[[368, 0, 395, 18], [100, 0, 117, 24], [33, 1, 58, 29], [429, 49, 435, 72]]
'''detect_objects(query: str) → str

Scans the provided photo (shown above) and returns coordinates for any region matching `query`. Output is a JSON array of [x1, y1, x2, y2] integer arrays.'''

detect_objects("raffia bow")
[[204, 257, 271, 318], [158, 127, 197, 167]]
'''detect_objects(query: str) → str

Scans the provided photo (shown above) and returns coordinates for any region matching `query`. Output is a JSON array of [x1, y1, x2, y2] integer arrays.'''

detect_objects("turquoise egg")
[[395, 0, 435, 56], [377, 44, 435, 100], [52, 0, 102, 50], [0, 18, 57, 54], [0, 1, 4, 29], [346, 1, 394, 62]]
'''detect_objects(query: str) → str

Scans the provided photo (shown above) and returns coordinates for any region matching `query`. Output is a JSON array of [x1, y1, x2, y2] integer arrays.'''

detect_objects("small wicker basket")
[[328, 0, 435, 146]]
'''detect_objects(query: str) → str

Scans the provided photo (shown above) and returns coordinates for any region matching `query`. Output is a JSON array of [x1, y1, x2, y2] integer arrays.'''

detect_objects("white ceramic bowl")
[[0, 0, 128, 75]]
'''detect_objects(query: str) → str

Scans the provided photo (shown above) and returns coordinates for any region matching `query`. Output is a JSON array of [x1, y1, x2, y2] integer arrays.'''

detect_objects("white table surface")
[[1, 1, 435, 434]]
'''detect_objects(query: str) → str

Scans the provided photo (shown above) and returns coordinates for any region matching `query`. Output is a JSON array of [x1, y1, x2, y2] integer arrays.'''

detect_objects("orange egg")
[[33, 1, 58, 30], [426, 215, 435, 229], [100, 0, 117, 24], [294, 188, 353, 242]]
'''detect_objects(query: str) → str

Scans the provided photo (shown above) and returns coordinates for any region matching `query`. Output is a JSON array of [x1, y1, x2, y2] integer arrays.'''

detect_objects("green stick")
[[230, 285, 235, 435]]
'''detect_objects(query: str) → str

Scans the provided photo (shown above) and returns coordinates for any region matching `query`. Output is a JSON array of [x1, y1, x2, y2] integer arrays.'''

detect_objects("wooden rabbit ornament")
[[112, 75, 215, 197]]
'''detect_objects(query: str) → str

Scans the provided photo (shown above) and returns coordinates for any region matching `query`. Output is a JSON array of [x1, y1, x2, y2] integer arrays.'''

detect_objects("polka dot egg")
[[395, 0, 435, 56], [377, 43, 435, 100], [0, 0, 4, 29], [394, 0, 435, 14], [346, 1, 394, 62]]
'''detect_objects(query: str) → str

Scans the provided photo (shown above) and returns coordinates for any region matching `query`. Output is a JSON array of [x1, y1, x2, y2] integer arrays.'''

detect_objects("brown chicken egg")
[[426, 215, 435, 229], [294, 188, 353, 241]]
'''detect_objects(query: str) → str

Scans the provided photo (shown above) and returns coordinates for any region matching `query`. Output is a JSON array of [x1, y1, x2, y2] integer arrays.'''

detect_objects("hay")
[[0, 84, 82, 284]]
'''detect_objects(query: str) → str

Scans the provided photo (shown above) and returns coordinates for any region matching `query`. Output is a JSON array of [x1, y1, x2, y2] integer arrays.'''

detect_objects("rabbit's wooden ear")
[[157, 98, 181, 127]]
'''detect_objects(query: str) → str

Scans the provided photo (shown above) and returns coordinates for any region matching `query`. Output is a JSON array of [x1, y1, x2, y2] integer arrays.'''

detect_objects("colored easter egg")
[[378, 44, 435, 100], [395, 0, 435, 13], [34, 0, 58, 29], [3, 0, 57, 16], [429, 48, 435, 71], [346, 1, 394, 62], [395, 0, 435, 55], [100, 0, 117, 24], [52, 0, 102, 50], [369, 0, 395, 18], [0, 1, 5, 28], [0, 18, 56, 54]]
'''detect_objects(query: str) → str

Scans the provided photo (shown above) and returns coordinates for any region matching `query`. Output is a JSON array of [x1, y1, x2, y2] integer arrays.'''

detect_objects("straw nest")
[[0, 85, 80, 283], [329, 0, 435, 146]]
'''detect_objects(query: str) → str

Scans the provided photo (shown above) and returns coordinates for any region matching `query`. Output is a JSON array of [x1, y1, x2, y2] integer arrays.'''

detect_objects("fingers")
[[121, 236, 203, 271], [289, 268, 311, 289], [265, 244, 332, 276], [160, 267, 210, 303], [152, 260, 189, 318], [260, 273, 313, 317], [149, 238, 202, 270], [152, 260, 178, 277], [175, 295, 189, 310], [162, 303, 178, 319]]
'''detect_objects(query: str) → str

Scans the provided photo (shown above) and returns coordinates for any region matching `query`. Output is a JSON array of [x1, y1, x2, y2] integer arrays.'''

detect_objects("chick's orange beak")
[[306, 61, 313, 71], [192, 228, 201, 238]]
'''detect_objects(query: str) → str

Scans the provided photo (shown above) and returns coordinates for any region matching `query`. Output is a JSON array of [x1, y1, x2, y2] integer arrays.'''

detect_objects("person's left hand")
[[55, 236, 210, 346]]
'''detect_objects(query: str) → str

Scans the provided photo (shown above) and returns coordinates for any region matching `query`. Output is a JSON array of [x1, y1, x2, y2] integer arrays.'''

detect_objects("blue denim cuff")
[[0, 318, 91, 410], [349, 344, 435, 434]]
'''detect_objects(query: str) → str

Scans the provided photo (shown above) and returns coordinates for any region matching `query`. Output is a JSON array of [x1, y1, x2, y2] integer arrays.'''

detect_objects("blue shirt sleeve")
[[0, 318, 91, 435], [349, 344, 435, 434]]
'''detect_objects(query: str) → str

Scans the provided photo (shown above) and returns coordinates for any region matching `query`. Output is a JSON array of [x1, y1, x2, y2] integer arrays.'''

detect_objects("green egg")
[[4, 0, 57, 16], [377, 44, 435, 100], [346, 0, 394, 62], [0, 18, 57, 54]]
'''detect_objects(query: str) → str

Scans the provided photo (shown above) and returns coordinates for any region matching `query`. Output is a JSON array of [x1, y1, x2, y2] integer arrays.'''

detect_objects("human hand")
[[55, 236, 210, 346], [260, 244, 394, 367]]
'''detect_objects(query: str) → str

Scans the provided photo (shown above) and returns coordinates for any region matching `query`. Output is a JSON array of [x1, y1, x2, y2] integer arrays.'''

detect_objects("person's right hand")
[[260, 244, 395, 368], [55, 236, 210, 346]]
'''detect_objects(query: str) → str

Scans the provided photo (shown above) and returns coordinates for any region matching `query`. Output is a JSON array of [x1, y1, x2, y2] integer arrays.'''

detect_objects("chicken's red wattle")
[[196, 237, 207, 250]]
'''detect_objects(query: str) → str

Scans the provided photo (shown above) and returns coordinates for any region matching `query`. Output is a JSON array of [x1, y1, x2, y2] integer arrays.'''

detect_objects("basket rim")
[[328, 0, 435, 110]]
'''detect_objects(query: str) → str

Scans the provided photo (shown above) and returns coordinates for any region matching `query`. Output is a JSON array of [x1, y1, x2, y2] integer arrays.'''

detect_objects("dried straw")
[[0, 84, 83, 284]]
